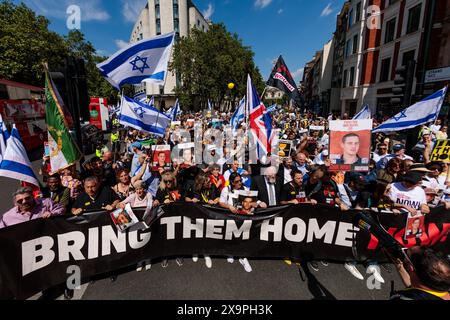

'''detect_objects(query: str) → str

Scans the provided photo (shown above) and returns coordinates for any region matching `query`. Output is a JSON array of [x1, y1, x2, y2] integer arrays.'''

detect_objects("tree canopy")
[[0, 1, 116, 102], [170, 23, 264, 111]]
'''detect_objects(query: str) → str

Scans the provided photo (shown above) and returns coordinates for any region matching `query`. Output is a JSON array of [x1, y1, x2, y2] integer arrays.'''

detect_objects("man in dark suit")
[[251, 166, 283, 208]]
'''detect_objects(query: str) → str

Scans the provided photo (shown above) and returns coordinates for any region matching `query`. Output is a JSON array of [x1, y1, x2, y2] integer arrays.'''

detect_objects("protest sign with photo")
[[277, 140, 293, 160], [329, 119, 372, 172], [430, 140, 450, 163], [151, 145, 171, 170], [110, 204, 140, 233], [170, 121, 181, 129], [236, 190, 258, 215], [177, 142, 195, 165], [405, 213, 425, 240], [309, 125, 325, 138]]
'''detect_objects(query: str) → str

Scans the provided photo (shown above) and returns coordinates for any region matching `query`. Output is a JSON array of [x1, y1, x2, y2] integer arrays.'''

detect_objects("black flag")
[[266, 56, 303, 107]]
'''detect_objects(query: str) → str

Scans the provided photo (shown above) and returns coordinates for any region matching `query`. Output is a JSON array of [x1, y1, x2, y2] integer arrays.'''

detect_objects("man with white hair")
[[250, 166, 282, 208]]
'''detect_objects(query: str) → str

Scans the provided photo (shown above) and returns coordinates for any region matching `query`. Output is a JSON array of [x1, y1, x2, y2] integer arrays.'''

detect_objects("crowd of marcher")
[[1, 104, 449, 300]]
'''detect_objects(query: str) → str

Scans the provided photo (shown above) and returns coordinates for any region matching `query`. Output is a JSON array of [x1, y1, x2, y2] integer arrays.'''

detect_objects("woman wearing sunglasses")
[[218, 172, 253, 272]]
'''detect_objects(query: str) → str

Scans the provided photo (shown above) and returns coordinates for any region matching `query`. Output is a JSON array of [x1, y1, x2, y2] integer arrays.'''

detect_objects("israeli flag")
[[0, 125, 39, 186], [266, 104, 278, 114], [353, 104, 371, 120], [0, 114, 9, 161], [169, 99, 181, 121], [230, 97, 245, 135], [97, 32, 175, 89], [373, 87, 448, 133], [133, 91, 147, 102], [119, 96, 171, 137]]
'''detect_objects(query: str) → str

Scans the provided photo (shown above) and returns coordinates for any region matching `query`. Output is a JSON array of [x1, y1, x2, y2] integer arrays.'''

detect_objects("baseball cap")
[[402, 171, 422, 185], [424, 188, 438, 195], [393, 144, 405, 152]]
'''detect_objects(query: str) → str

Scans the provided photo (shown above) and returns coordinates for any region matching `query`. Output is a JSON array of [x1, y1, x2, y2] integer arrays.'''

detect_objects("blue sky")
[[15, 0, 346, 83]]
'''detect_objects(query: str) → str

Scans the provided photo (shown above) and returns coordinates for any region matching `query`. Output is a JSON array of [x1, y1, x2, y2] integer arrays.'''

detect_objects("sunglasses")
[[233, 179, 242, 183], [17, 196, 32, 204], [429, 167, 441, 171], [164, 180, 174, 183]]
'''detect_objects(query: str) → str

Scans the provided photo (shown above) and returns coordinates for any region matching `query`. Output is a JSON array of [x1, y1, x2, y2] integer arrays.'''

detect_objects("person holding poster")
[[329, 119, 372, 172]]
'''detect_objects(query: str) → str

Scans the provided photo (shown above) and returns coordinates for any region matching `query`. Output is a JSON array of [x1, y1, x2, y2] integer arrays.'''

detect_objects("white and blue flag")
[[97, 32, 175, 89], [353, 104, 371, 120], [119, 96, 171, 137], [230, 97, 245, 135], [0, 114, 9, 161], [266, 104, 278, 114], [0, 125, 39, 186], [373, 87, 448, 133], [208, 99, 213, 111], [168, 99, 181, 121]]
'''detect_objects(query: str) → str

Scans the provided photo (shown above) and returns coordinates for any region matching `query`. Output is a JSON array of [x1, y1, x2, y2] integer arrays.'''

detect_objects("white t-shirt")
[[388, 182, 427, 210]]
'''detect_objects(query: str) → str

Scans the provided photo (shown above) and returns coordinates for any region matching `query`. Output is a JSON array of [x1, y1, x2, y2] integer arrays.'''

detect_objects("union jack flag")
[[247, 74, 273, 160]]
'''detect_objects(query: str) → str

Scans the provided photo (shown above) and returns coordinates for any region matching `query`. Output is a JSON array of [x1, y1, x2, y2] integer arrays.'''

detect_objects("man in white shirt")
[[377, 144, 413, 169], [372, 143, 389, 163], [388, 171, 430, 216]]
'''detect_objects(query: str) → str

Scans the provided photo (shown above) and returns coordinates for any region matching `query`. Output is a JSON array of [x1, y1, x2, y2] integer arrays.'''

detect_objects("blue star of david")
[[393, 110, 407, 122], [134, 106, 146, 118], [130, 56, 150, 74]]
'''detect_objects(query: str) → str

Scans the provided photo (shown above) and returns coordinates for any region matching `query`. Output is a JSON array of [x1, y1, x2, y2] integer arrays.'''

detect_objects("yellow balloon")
[[228, 83, 235, 90]]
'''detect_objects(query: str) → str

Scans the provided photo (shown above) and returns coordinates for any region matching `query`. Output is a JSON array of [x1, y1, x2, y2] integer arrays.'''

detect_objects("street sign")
[[425, 67, 450, 84]]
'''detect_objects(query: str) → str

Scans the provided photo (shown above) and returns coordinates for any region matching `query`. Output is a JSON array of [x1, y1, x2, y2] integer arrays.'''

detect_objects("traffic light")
[[391, 60, 416, 107]]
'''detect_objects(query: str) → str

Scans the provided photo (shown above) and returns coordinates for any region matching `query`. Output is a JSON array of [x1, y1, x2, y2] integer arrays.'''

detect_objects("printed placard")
[[277, 140, 293, 160], [430, 140, 450, 163], [151, 145, 171, 170], [329, 119, 372, 172], [405, 213, 425, 240]]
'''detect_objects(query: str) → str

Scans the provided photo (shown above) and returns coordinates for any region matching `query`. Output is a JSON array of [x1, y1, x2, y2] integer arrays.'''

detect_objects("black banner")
[[266, 55, 303, 107], [0, 203, 449, 300]]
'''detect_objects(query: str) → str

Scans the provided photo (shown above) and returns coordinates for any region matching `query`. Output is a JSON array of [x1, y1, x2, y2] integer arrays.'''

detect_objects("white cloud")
[[293, 68, 305, 81], [254, 0, 273, 9], [115, 39, 129, 49], [203, 3, 214, 20], [278, 9, 284, 14], [121, 0, 148, 23], [25, 0, 110, 21], [320, 3, 334, 17]]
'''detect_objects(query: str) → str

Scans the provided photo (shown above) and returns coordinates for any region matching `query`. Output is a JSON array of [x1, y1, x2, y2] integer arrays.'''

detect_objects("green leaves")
[[170, 23, 264, 111]]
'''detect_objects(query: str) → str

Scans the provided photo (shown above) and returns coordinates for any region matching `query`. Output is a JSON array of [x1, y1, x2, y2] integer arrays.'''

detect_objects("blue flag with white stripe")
[[266, 104, 278, 114], [353, 104, 371, 120], [119, 96, 171, 137], [97, 32, 175, 89], [0, 125, 39, 186], [230, 97, 245, 135], [0, 114, 9, 161], [373, 87, 448, 133]]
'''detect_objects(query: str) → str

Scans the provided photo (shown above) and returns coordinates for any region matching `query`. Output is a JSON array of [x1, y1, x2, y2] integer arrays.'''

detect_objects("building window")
[[355, 2, 361, 22], [406, 4, 422, 34], [343, 69, 348, 88], [402, 50, 415, 66], [174, 19, 179, 33], [348, 9, 353, 29], [349, 67, 355, 87], [345, 39, 352, 58], [156, 19, 161, 35], [385, 18, 396, 43], [352, 35, 358, 54], [379, 57, 391, 82]]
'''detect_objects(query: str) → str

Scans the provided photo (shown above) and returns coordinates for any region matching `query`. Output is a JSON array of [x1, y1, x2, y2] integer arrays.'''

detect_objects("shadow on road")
[[300, 261, 337, 300]]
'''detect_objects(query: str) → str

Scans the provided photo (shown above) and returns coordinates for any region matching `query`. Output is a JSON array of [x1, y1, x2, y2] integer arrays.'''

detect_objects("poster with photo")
[[277, 140, 293, 160], [110, 204, 140, 233], [309, 126, 325, 138], [151, 145, 171, 170], [236, 190, 258, 215], [186, 119, 195, 128], [177, 142, 195, 165], [329, 119, 372, 172], [404, 213, 425, 240]]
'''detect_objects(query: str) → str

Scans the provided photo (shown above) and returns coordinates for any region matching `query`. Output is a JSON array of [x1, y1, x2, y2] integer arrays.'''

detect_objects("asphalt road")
[[0, 146, 403, 300]]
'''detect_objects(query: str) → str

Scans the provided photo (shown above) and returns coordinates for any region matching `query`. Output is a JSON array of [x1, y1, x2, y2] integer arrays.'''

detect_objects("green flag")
[[45, 72, 82, 173]]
